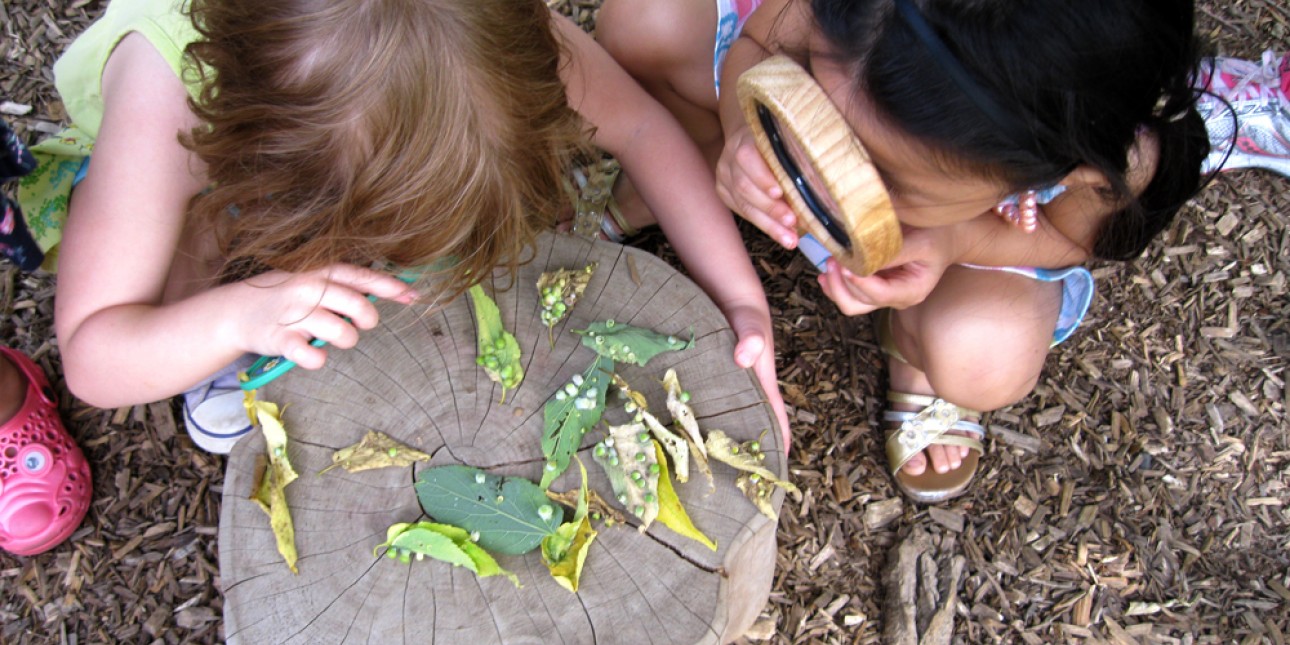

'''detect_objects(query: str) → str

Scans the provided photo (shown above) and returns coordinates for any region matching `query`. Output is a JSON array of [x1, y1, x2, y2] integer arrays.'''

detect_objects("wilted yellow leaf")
[[652, 443, 716, 551], [243, 390, 299, 573], [321, 431, 430, 474]]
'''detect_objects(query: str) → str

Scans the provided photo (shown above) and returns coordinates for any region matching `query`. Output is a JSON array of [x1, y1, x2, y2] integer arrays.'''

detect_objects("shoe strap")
[[884, 394, 984, 474], [887, 391, 980, 418]]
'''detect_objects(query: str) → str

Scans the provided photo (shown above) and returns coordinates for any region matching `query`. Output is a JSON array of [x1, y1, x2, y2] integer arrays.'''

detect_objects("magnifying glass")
[[737, 55, 902, 276]]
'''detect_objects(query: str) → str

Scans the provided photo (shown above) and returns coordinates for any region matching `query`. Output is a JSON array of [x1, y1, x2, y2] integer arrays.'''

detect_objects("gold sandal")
[[567, 159, 637, 243], [876, 309, 985, 503], [884, 392, 984, 503]]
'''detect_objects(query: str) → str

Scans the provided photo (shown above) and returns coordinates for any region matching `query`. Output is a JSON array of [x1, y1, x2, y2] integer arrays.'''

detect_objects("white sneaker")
[[181, 355, 257, 454], [1195, 50, 1290, 177]]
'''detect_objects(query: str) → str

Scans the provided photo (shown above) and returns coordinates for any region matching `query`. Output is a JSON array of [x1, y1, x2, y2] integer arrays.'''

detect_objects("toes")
[[901, 451, 928, 476]]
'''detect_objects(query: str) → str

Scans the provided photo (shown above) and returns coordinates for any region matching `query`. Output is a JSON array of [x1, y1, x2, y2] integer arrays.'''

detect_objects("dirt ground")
[[1, 1, 1287, 643]]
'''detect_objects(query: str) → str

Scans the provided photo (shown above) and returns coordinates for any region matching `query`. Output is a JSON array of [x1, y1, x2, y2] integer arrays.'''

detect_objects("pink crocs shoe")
[[0, 347, 91, 556]]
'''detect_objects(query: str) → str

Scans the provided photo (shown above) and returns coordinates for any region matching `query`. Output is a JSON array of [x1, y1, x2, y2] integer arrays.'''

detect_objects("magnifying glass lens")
[[755, 103, 853, 251]]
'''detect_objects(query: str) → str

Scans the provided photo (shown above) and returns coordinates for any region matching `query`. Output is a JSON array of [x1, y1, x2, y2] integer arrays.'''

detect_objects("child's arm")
[[713, 0, 813, 249], [552, 14, 791, 443], [54, 34, 412, 408]]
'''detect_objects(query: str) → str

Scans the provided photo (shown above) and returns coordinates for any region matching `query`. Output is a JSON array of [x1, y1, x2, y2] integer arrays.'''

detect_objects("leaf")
[[243, 392, 300, 573], [541, 355, 613, 489], [376, 521, 520, 587], [659, 370, 715, 492], [611, 374, 690, 484], [415, 465, 562, 555], [592, 422, 660, 530], [573, 321, 693, 367], [542, 459, 598, 592], [662, 369, 707, 458], [321, 431, 430, 474], [705, 430, 801, 500], [735, 473, 780, 523], [537, 263, 596, 347], [652, 443, 717, 551], [468, 283, 523, 403]]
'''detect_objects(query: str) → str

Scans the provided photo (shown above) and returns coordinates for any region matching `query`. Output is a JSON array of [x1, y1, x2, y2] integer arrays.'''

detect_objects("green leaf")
[[652, 442, 717, 551], [537, 263, 596, 347], [573, 321, 693, 367], [376, 521, 520, 587], [592, 422, 661, 530], [540, 356, 613, 489], [542, 458, 598, 593], [415, 466, 562, 555], [468, 284, 523, 403]]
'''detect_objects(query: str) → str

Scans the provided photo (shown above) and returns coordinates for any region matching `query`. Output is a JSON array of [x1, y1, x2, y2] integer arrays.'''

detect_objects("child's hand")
[[722, 300, 792, 452], [716, 125, 799, 249], [816, 228, 952, 315], [233, 264, 417, 368]]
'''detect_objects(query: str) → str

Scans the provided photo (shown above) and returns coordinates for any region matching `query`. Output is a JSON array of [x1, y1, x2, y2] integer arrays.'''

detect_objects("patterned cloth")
[[0, 121, 46, 271], [713, 0, 763, 95]]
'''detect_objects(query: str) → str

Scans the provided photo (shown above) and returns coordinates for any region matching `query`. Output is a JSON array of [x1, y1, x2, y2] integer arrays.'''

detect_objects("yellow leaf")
[[244, 390, 299, 573], [545, 515, 597, 593], [321, 431, 430, 474], [542, 458, 598, 593], [652, 443, 716, 551]]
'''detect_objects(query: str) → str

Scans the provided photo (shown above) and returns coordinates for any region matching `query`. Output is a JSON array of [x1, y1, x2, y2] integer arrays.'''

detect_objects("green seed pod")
[[643, 493, 656, 503], [634, 505, 644, 517], [631, 471, 643, 482], [538, 505, 554, 521], [638, 432, 650, 443], [387, 447, 399, 458], [649, 463, 661, 475], [493, 338, 506, 351], [679, 391, 691, 403], [636, 453, 647, 463]]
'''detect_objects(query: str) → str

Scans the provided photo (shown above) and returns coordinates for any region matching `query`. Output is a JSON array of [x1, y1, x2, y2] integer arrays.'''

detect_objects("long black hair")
[[811, 0, 1209, 260]]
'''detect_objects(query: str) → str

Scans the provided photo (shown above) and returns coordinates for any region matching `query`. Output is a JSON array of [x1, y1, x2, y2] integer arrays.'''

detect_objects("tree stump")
[[218, 232, 786, 644]]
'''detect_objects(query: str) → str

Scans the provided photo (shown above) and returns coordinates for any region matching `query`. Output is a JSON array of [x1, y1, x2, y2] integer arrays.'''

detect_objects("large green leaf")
[[416, 466, 562, 555], [573, 321, 693, 367], [540, 355, 613, 489], [468, 284, 523, 403]]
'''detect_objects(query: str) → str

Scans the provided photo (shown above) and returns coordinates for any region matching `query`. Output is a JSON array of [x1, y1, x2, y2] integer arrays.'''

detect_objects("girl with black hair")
[[598, 0, 1211, 502]]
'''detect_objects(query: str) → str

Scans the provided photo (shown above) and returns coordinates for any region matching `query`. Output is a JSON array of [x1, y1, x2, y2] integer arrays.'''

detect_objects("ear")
[[1059, 128, 1160, 197], [1058, 164, 1110, 192]]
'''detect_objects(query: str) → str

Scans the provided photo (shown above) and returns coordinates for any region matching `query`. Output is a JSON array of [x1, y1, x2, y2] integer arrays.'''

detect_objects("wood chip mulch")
[[2, 0, 1286, 643]]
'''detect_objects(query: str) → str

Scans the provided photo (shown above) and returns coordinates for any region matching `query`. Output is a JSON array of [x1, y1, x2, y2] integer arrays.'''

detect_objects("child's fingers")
[[281, 334, 328, 370], [732, 141, 782, 199], [322, 263, 419, 302]]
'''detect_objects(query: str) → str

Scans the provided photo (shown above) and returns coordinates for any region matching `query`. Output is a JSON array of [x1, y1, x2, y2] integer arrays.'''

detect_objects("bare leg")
[[886, 266, 1061, 477], [597, 0, 728, 229]]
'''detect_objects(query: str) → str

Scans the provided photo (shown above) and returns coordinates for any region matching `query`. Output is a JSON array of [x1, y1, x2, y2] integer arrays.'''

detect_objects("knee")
[[918, 319, 1048, 413], [597, 0, 698, 78]]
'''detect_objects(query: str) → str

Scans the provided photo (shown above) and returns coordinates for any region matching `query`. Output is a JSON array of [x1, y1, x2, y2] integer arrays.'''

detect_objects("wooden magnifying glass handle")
[[737, 55, 902, 276]]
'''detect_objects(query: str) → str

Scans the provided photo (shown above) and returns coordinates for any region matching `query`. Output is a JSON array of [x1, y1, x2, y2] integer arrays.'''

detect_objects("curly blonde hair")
[[183, 0, 588, 298]]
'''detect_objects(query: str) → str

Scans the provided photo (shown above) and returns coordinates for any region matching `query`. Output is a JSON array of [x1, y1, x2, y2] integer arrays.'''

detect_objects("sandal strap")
[[875, 309, 910, 365], [887, 391, 980, 418], [884, 394, 984, 474]]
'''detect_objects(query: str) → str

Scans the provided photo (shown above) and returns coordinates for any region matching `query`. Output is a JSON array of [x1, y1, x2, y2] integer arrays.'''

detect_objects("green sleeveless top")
[[17, 0, 201, 271]]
